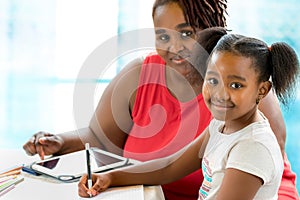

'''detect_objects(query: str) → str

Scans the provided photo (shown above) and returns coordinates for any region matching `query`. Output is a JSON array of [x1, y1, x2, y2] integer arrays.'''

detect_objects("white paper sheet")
[[79, 185, 144, 200]]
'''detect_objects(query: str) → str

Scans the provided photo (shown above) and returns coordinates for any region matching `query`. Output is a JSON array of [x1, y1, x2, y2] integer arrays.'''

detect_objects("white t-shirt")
[[199, 117, 283, 200]]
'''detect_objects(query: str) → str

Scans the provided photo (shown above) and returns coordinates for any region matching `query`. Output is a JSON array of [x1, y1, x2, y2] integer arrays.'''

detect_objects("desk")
[[0, 149, 165, 200]]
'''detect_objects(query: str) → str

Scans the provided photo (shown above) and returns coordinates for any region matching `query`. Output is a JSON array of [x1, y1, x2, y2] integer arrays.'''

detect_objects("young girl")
[[78, 33, 299, 199]]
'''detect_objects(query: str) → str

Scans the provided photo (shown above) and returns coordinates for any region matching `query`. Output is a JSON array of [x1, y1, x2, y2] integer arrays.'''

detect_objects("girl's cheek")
[[202, 84, 211, 101]]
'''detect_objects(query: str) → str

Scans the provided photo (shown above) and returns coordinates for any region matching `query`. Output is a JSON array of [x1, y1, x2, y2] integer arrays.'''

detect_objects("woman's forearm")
[[56, 127, 100, 155]]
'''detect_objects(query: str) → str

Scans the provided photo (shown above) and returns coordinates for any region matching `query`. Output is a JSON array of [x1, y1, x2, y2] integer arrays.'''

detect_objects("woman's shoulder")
[[142, 52, 165, 64], [102, 56, 144, 101], [116, 52, 164, 82], [117, 52, 162, 76]]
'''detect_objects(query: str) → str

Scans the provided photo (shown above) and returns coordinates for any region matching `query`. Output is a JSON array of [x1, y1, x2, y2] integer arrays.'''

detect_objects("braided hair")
[[152, 0, 227, 30]]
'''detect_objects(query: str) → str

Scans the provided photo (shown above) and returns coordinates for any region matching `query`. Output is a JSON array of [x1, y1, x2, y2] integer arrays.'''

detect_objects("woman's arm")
[[78, 128, 210, 197], [84, 58, 143, 155], [23, 58, 143, 158], [259, 90, 286, 156]]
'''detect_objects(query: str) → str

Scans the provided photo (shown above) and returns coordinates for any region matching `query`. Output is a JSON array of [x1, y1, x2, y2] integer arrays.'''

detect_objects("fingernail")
[[91, 189, 97, 196], [87, 190, 92, 197]]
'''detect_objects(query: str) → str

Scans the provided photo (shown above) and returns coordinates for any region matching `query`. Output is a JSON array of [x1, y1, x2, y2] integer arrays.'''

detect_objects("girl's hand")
[[78, 173, 112, 197]]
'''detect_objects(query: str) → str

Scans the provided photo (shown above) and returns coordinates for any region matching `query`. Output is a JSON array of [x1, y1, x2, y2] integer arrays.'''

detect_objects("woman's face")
[[153, 3, 197, 77]]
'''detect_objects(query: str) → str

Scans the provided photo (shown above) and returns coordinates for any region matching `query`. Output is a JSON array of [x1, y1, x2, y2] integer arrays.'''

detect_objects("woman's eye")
[[181, 31, 193, 39], [230, 82, 242, 89], [207, 78, 218, 85], [158, 34, 170, 42]]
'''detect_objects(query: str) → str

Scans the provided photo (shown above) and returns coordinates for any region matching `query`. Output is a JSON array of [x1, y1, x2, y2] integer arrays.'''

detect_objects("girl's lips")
[[211, 102, 234, 110]]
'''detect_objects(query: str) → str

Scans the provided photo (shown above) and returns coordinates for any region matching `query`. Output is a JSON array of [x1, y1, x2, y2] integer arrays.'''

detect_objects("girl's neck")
[[222, 109, 262, 135]]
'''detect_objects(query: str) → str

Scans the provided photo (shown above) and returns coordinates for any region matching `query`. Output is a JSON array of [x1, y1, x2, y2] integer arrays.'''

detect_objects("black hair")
[[152, 0, 227, 30], [192, 27, 228, 77], [209, 34, 300, 106]]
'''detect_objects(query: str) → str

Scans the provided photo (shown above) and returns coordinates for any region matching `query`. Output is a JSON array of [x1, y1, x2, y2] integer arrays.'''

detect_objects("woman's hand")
[[78, 173, 112, 197], [22, 131, 64, 160]]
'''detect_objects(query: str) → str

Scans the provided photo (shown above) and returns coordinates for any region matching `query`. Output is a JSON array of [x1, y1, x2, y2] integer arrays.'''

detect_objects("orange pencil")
[[0, 165, 23, 175], [0, 165, 23, 178], [0, 169, 22, 178]]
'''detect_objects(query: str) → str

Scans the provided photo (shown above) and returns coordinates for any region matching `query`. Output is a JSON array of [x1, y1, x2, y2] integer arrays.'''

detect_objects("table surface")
[[0, 149, 165, 200]]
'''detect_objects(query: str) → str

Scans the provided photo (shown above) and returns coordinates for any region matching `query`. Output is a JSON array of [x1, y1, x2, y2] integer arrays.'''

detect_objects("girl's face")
[[203, 52, 264, 123], [153, 3, 197, 77]]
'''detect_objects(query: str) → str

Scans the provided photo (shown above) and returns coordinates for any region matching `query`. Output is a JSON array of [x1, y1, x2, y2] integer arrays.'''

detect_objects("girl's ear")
[[258, 81, 272, 98]]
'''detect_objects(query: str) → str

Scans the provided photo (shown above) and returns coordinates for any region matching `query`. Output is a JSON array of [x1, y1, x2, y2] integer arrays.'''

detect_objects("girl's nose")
[[215, 86, 230, 102]]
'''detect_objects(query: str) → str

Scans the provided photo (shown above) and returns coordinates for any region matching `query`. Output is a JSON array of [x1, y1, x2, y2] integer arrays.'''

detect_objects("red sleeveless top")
[[124, 53, 212, 200]]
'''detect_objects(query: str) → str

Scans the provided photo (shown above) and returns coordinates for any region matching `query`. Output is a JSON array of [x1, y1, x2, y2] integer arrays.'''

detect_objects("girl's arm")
[[216, 168, 263, 200], [216, 141, 275, 200], [78, 128, 210, 197]]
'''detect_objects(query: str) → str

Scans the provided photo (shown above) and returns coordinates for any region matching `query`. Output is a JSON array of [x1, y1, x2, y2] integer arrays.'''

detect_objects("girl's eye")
[[230, 82, 242, 89], [181, 31, 193, 39], [207, 78, 218, 85], [158, 34, 170, 42]]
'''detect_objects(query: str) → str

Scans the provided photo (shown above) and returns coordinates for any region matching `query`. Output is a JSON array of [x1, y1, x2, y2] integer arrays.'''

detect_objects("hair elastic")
[[268, 46, 272, 51]]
